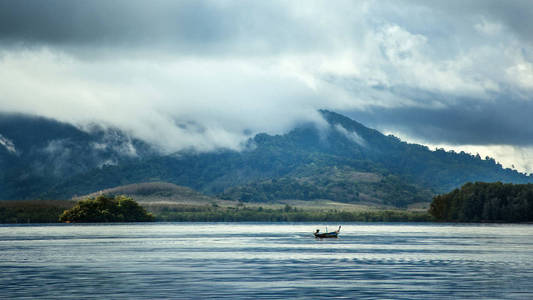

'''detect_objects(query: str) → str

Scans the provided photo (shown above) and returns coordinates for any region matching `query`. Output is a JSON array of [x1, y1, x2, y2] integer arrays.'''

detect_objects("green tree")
[[59, 195, 153, 223]]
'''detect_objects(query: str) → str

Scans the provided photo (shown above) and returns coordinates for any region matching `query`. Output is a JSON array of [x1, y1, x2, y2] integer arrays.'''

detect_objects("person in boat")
[[315, 229, 320, 234]]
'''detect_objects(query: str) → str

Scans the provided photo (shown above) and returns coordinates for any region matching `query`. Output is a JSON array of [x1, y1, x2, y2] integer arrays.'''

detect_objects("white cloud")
[[506, 62, 533, 90], [0, 49, 332, 153], [334, 124, 366, 147], [475, 18, 504, 36], [0, 134, 16, 154]]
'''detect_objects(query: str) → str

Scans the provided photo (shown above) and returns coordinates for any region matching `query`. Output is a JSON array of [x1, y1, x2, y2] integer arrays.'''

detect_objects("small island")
[[59, 195, 154, 223]]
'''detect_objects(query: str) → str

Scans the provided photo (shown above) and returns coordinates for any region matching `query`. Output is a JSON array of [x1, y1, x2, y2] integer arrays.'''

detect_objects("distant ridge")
[[1, 110, 531, 207], [75, 182, 218, 204]]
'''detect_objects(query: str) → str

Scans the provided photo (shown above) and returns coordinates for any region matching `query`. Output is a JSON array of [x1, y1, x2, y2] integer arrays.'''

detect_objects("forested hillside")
[[0, 113, 155, 199], [1, 111, 531, 208], [429, 182, 533, 222]]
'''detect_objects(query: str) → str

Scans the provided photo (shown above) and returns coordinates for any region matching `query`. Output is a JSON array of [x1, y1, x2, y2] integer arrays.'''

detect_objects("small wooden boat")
[[314, 226, 341, 238]]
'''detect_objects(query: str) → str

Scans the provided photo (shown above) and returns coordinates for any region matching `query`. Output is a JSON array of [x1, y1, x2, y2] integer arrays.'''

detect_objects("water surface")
[[1, 223, 532, 299]]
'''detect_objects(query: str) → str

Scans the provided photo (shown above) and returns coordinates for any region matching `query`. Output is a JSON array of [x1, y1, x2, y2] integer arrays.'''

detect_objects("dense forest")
[[429, 182, 533, 222]]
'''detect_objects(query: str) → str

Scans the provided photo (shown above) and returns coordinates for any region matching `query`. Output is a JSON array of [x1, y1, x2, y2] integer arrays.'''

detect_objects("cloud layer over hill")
[[0, 0, 532, 171]]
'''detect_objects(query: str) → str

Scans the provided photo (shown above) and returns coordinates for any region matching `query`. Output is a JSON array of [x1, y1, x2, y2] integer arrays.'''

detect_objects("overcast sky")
[[0, 0, 532, 172]]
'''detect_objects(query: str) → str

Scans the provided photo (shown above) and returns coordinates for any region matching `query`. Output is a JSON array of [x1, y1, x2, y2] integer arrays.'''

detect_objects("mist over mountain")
[[0, 113, 156, 199], [0, 111, 530, 206]]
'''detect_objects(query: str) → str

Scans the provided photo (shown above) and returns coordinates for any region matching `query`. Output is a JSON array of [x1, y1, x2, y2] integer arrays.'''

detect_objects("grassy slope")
[[73, 181, 431, 222]]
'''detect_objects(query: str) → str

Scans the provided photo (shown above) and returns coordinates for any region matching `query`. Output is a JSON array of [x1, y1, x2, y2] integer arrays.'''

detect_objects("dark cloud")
[[0, 0, 324, 56], [404, 0, 533, 44], [1, 0, 532, 54], [345, 97, 533, 146], [0, 1, 224, 45]]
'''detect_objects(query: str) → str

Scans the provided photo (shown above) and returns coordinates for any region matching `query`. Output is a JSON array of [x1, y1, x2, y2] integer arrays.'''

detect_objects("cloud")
[[0, 0, 532, 169], [0, 133, 16, 154], [403, 0, 533, 44], [0, 49, 331, 152], [0, 0, 348, 56], [344, 96, 533, 146], [334, 124, 366, 147]]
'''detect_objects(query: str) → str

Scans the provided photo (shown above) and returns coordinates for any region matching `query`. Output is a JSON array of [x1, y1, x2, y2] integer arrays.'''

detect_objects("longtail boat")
[[314, 226, 341, 238]]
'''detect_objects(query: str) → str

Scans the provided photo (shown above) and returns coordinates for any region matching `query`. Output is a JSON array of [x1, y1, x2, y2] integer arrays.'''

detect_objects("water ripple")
[[1, 223, 532, 299]]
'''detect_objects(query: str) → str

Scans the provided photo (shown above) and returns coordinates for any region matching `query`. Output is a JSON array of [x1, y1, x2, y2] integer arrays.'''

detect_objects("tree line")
[[429, 182, 533, 222], [150, 204, 432, 222], [1, 196, 431, 223]]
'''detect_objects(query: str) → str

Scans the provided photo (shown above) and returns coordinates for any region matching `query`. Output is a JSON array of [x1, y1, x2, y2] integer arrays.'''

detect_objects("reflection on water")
[[1, 223, 532, 299]]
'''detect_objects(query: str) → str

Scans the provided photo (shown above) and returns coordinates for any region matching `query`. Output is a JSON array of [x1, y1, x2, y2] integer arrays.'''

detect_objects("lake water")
[[1, 223, 532, 299]]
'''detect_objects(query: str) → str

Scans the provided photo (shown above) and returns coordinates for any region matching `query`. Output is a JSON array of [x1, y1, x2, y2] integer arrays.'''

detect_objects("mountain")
[[0, 113, 156, 199], [0, 110, 531, 207]]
